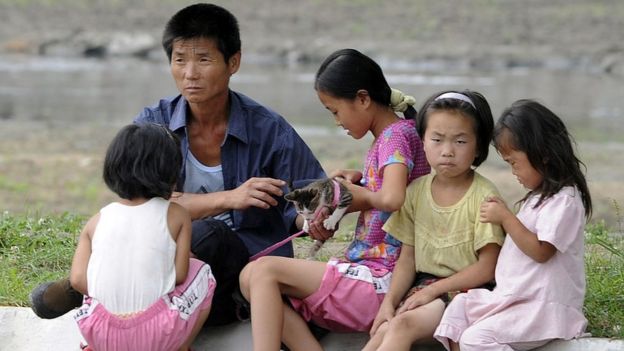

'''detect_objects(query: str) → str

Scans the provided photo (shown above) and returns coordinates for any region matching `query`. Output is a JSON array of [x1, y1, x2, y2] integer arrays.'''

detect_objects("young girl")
[[238, 48, 430, 351], [70, 123, 216, 351], [434, 100, 593, 351], [363, 90, 506, 351]]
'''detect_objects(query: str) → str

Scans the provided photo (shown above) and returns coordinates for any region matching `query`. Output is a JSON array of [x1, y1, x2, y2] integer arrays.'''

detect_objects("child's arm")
[[330, 169, 363, 184], [340, 163, 409, 212], [168, 202, 191, 285], [370, 244, 416, 335], [480, 196, 556, 263], [69, 213, 99, 295], [398, 243, 500, 313]]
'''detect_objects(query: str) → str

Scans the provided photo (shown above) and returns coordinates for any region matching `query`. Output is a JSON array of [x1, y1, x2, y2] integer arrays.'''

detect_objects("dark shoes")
[[29, 278, 83, 319]]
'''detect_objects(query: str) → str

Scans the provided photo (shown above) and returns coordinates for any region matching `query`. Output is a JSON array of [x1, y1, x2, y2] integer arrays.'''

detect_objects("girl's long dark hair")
[[103, 123, 182, 200], [494, 100, 592, 218], [315, 48, 416, 119]]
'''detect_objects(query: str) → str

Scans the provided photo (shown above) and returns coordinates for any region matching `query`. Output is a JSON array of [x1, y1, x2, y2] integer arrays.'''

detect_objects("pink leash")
[[249, 179, 341, 261]]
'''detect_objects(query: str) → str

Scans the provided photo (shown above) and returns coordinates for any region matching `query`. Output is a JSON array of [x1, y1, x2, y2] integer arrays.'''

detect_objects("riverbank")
[[1, 0, 624, 75]]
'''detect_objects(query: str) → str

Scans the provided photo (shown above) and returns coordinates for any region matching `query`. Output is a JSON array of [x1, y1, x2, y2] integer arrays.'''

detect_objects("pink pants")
[[75, 258, 216, 351], [290, 259, 391, 332]]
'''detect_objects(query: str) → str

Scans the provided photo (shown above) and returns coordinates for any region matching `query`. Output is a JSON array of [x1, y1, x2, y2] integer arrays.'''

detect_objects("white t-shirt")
[[87, 197, 177, 314]]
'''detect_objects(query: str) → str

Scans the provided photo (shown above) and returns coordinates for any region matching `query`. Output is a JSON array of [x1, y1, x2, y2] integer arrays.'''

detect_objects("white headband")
[[434, 92, 476, 109]]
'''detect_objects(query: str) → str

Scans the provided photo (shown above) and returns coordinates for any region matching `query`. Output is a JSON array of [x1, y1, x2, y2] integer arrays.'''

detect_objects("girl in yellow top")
[[363, 90, 505, 351]]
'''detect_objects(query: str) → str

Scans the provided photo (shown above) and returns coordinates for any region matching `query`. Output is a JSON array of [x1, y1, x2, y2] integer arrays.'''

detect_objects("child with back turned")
[[70, 123, 216, 351], [239, 48, 430, 351], [434, 100, 593, 350], [364, 90, 505, 351]]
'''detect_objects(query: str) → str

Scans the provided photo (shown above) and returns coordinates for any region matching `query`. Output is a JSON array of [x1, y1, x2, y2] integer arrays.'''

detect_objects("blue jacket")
[[134, 90, 326, 256]]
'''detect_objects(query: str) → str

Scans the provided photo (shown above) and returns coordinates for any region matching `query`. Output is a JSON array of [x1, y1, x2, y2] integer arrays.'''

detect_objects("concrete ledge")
[[1, 307, 622, 351]]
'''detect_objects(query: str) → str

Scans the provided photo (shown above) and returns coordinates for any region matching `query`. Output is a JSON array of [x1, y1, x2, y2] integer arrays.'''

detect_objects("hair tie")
[[390, 88, 416, 113], [434, 92, 476, 109]]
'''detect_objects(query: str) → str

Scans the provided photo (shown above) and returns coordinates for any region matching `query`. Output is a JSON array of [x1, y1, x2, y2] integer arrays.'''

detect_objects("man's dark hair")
[[162, 3, 241, 62], [103, 124, 182, 200]]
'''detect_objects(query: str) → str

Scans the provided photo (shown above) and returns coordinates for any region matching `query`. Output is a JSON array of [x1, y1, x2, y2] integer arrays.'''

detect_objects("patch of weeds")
[[584, 219, 624, 338], [0, 212, 84, 306]]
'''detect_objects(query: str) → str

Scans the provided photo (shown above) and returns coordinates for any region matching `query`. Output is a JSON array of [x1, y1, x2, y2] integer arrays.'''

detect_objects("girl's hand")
[[479, 196, 511, 225], [307, 208, 335, 241], [396, 286, 438, 314], [370, 302, 395, 336], [330, 169, 363, 184]]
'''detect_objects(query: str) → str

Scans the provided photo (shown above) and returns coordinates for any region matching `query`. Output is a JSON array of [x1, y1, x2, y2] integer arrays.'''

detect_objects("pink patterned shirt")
[[344, 119, 429, 270]]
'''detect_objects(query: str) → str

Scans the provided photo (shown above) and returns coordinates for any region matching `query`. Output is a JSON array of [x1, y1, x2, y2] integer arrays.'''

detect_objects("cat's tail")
[[307, 239, 325, 260]]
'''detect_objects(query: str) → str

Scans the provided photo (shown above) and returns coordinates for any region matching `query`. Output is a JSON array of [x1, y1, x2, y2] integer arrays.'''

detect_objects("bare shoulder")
[[82, 212, 101, 239], [167, 201, 191, 235]]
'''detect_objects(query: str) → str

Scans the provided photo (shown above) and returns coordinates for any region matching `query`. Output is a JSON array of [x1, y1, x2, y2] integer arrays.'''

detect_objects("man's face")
[[170, 37, 240, 105]]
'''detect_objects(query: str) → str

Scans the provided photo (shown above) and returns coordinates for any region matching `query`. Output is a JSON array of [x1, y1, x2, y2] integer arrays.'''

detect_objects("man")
[[31, 3, 330, 326]]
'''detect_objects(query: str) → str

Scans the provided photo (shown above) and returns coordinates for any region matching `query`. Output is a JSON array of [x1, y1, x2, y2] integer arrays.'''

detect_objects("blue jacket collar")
[[168, 91, 248, 144]]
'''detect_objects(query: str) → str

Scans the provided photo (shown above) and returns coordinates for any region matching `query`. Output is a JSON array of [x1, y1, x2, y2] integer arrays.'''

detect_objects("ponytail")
[[390, 88, 417, 119]]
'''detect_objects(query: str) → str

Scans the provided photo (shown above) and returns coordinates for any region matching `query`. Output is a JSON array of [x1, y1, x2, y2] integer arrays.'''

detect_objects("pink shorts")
[[75, 258, 216, 351], [290, 259, 391, 333]]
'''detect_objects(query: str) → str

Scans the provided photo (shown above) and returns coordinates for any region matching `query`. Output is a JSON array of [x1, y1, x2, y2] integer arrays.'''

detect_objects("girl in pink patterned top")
[[434, 100, 593, 351], [239, 48, 429, 351]]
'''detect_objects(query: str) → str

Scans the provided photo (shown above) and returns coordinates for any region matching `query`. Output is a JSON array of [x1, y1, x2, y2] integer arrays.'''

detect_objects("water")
[[0, 55, 622, 140]]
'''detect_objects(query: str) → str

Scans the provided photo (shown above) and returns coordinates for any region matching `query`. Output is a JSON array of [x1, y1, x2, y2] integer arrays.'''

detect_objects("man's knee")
[[191, 219, 250, 326], [190, 219, 249, 272]]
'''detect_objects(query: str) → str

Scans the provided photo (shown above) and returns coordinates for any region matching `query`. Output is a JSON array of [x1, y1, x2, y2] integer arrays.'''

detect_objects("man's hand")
[[229, 177, 286, 210]]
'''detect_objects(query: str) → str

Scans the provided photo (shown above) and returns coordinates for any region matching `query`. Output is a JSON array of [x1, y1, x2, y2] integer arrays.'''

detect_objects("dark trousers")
[[191, 219, 250, 326]]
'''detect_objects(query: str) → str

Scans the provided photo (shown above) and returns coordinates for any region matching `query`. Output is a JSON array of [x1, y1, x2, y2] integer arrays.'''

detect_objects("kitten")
[[284, 178, 353, 258]]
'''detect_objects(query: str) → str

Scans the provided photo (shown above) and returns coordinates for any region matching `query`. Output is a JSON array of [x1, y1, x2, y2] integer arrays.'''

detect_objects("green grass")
[[584, 221, 624, 338], [1, 212, 623, 339], [0, 212, 83, 306]]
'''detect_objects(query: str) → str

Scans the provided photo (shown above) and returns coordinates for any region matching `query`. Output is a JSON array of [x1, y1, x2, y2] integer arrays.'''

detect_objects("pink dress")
[[434, 187, 587, 350]]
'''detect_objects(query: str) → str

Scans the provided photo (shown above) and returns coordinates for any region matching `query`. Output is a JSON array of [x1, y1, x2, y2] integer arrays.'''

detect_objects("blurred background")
[[1, 0, 623, 228]]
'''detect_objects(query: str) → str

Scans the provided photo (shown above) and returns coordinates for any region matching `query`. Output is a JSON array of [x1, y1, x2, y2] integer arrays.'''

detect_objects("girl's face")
[[423, 110, 478, 179], [497, 130, 543, 190], [317, 90, 371, 140]]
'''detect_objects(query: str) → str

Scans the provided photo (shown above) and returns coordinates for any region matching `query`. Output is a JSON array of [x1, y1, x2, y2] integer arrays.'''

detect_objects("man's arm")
[[171, 177, 286, 220]]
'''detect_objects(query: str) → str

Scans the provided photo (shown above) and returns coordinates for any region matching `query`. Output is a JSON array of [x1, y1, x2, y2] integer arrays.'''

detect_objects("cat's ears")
[[284, 189, 299, 202]]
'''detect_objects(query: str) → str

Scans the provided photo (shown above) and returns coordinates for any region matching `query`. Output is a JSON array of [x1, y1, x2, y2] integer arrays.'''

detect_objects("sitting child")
[[364, 90, 505, 351], [434, 100, 593, 351], [70, 123, 216, 351]]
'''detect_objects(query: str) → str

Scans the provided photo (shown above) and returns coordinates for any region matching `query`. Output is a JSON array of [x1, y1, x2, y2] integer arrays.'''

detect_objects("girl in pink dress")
[[434, 100, 593, 351]]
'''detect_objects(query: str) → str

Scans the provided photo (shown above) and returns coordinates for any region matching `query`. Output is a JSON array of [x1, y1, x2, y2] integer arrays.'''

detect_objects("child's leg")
[[239, 256, 326, 351], [174, 259, 217, 351], [362, 321, 389, 351], [377, 299, 446, 351], [178, 306, 211, 351], [449, 341, 460, 351], [281, 303, 323, 351]]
